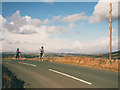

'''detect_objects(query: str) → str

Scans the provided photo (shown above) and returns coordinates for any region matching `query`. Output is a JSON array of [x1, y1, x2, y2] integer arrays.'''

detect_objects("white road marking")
[[18, 62, 37, 67], [49, 69, 92, 85]]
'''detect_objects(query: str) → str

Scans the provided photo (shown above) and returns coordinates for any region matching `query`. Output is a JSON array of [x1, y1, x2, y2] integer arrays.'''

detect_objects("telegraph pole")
[[109, 3, 112, 63]]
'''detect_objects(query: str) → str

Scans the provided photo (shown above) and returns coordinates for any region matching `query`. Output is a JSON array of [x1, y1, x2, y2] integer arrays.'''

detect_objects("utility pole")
[[109, 3, 112, 63]]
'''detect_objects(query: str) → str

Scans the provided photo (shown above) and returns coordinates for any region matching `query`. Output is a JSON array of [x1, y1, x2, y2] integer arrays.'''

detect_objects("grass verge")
[[47, 56, 118, 72], [2, 65, 25, 88]]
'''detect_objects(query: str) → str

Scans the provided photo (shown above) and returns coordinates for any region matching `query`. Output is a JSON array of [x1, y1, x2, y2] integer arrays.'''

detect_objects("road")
[[2, 59, 118, 88]]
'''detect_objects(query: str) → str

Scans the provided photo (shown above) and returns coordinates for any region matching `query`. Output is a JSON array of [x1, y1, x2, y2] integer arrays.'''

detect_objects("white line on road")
[[49, 69, 92, 85], [18, 62, 37, 67]]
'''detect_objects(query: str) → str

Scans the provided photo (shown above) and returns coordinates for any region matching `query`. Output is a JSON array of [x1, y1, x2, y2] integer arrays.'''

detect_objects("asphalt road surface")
[[2, 59, 118, 88]]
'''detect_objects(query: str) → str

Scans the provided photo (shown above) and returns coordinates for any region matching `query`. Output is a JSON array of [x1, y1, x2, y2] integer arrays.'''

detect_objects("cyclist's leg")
[[16, 55, 17, 60], [18, 54, 19, 59], [16, 54, 18, 60], [39, 53, 41, 61], [41, 53, 43, 61], [40, 53, 43, 61]]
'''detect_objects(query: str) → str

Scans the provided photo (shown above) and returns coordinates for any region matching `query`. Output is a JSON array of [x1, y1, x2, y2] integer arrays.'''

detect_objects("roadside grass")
[[2, 65, 25, 88], [47, 56, 118, 72]]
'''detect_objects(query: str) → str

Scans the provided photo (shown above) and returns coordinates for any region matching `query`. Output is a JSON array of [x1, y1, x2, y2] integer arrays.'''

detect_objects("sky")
[[0, 0, 119, 54]]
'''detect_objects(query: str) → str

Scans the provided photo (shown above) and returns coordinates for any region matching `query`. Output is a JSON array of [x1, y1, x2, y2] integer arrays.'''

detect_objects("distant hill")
[[90, 51, 119, 59], [2, 50, 119, 59]]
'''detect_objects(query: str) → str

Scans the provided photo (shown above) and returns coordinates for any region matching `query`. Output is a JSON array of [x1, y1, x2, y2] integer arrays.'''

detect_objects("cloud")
[[43, 19, 49, 24], [103, 28, 116, 35], [2, 28, 118, 53], [58, 36, 118, 54], [1, 9, 118, 53], [7, 10, 26, 27], [3, 10, 50, 34], [0, 15, 6, 25], [52, 16, 61, 21], [55, 36, 118, 53], [51, 0, 119, 24], [89, 0, 120, 23], [44, 0, 53, 2], [51, 13, 88, 23], [36, 23, 74, 34], [43, 0, 54, 4], [71, 36, 118, 53], [0, 15, 6, 33], [2, 10, 76, 52], [62, 13, 88, 23], [4, 10, 75, 35]]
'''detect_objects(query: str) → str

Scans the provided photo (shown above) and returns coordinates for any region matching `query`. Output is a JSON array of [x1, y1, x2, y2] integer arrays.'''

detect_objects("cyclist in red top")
[[16, 48, 21, 60]]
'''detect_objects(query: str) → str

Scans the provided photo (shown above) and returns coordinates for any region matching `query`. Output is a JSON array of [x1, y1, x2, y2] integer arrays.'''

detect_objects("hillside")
[[2, 50, 120, 60]]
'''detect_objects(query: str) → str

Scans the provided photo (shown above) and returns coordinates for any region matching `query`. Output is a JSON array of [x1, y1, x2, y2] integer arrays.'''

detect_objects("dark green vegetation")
[[91, 51, 120, 59], [2, 65, 25, 88], [2, 52, 15, 58]]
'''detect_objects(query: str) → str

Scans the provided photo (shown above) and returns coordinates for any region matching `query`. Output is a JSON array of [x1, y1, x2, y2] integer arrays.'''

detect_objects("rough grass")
[[2, 65, 25, 88], [47, 56, 118, 72]]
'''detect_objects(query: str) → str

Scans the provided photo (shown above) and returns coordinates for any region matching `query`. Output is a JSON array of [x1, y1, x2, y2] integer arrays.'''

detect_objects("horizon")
[[1, 49, 119, 55]]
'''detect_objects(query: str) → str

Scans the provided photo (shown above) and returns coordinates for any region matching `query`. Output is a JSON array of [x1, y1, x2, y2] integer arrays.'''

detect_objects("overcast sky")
[[0, 0, 119, 54]]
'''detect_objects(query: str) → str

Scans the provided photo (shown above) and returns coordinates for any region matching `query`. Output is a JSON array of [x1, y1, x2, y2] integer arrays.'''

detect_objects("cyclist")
[[15, 48, 21, 60], [40, 46, 44, 62]]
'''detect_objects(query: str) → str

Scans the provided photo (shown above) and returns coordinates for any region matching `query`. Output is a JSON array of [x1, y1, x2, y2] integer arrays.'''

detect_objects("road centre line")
[[18, 62, 37, 67], [49, 69, 92, 85]]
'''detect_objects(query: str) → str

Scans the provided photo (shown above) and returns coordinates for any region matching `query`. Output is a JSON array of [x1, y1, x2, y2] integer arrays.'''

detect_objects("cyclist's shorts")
[[40, 53, 43, 57]]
